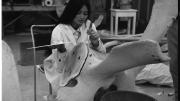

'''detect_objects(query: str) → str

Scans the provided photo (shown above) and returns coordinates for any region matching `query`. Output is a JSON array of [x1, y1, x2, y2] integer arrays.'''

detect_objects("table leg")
[[132, 16, 136, 35], [127, 18, 131, 35], [115, 16, 118, 35], [111, 14, 113, 34]]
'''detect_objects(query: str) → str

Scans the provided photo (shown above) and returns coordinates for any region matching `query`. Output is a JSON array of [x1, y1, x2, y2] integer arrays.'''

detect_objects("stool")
[[110, 9, 137, 35]]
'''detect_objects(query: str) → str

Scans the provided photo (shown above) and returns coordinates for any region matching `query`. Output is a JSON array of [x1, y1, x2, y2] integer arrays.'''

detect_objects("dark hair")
[[58, 0, 91, 25]]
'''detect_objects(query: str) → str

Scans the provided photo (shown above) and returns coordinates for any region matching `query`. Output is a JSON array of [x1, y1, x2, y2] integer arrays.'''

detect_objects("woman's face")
[[72, 5, 88, 28]]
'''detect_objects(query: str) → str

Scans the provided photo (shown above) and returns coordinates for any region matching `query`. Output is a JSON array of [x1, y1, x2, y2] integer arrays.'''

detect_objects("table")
[[110, 9, 137, 35]]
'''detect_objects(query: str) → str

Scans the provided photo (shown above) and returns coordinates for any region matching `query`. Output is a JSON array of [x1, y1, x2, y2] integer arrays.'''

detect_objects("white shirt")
[[51, 19, 106, 53]]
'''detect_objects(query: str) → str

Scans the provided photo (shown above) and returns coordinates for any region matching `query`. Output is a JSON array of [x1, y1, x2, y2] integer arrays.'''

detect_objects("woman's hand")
[[87, 29, 99, 40], [87, 29, 100, 47]]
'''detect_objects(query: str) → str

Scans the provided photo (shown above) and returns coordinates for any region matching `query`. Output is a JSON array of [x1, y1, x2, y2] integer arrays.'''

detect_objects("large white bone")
[[141, 0, 178, 42], [88, 40, 169, 79], [2, 41, 22, 101], [51, 40, 169, 101]]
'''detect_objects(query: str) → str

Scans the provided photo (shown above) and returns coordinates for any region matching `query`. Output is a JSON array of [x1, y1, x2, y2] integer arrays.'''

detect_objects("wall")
[[133, 0, 154, 33]]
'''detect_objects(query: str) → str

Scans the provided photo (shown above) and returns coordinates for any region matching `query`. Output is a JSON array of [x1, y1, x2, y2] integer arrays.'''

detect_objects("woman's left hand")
[[87, 29, 100, 41], [87, 29, 100, 47]]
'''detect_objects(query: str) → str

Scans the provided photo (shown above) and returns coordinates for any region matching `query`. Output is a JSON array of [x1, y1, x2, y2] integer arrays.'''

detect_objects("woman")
[[51, 0, 105, 53], [43, 0, 106, 100]]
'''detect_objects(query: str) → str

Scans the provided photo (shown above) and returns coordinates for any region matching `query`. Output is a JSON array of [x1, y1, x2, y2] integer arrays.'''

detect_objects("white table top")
[[110, 9, 137, 12]]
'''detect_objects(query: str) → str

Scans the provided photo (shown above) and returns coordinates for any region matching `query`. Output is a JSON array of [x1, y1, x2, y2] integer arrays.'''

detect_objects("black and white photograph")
[[1, 0, 178, 101]]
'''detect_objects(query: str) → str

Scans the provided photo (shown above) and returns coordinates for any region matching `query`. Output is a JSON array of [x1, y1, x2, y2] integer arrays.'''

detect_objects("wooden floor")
[[3, 33, 175, 101]]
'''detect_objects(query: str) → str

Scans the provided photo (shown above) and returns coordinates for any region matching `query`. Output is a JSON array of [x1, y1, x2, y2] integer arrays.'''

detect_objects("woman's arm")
[[87, 21, 106, 53]]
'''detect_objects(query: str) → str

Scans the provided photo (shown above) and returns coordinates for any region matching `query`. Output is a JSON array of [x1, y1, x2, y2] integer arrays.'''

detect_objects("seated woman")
[[43, 0, 106, 100]]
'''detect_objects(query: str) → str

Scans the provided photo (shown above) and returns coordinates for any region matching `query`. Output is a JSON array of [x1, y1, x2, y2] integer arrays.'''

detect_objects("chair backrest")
[[30, 24, 55, 64], [30, 24, 55, 101]]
